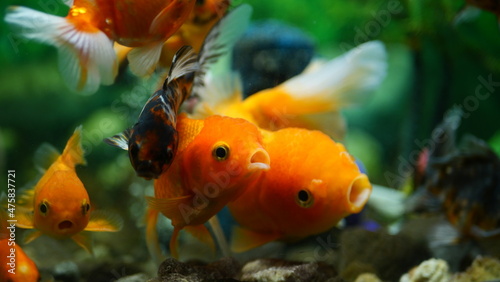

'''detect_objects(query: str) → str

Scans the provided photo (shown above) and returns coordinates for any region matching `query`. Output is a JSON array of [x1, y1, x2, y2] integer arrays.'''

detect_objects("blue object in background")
[[233, 20, 315, 97]]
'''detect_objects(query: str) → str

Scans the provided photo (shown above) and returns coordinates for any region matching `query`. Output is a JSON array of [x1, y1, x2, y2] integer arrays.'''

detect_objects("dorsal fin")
[[61, 125, 86, 167]]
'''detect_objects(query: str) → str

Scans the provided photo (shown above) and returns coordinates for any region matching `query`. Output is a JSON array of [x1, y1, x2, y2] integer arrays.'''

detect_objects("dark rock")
[[232, 20, 315, 97], [157, 257, 241, 281], [52, 260, 80, 282], [115, 273, 152, 282], [85, 262, 143, 282], [240, 258, 341, 282], [339, 227, 430, 281]]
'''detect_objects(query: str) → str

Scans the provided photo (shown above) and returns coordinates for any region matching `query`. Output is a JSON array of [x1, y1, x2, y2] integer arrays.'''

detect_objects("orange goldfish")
[[146, 113, 270, 259], [14, 126, 123, 253], [193, 40, 387, 141], [105, 4, 252, 180], [0, 202, 40, 282], [227, 128, 372, 252], [115, 0, 230, 70], [5, 0, 196, 93]]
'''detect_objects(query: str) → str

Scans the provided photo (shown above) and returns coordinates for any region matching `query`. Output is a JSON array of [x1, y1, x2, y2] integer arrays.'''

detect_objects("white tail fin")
[[5, 6, 117, 94], [282, 40, 387, 109]]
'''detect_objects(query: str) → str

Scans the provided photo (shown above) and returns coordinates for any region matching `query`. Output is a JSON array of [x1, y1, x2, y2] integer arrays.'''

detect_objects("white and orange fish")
[[193, 40, 387, 141], [115, 0, 231, 71], [5, 0, 196, 93]]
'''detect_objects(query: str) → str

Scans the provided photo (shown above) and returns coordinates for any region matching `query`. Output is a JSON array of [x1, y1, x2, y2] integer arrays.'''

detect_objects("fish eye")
[[81, 200, 91, 215], [39, 201, 49, 215], [129, 142, 139, 158], [296, 189, 313, 208], [212, 143, 230, 161]]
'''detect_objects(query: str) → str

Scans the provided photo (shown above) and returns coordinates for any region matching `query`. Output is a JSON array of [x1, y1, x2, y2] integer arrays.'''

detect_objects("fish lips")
[[247, 148, 271, 172], [133, 160, 167, 180]]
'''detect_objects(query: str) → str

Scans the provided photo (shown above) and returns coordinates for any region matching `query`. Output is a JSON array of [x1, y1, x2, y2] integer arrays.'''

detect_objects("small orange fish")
[[5, 0, 196, 93], [227, 128, 372, 252], [193, 40, 387, 141], [0, 203, 40, 282], [15, 126, 123, 253], [146, 113, 270, 259]]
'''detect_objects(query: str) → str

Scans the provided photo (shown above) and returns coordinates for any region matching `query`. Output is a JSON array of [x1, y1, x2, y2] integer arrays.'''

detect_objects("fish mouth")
[[247, 148, 271, 171], [346, 174, 372, 213], [135, 160, 162, 180], [58, 220, 74, 230]]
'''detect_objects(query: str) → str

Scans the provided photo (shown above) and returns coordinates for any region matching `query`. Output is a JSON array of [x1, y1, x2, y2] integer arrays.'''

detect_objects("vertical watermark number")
[[6, 170, 17, 275]]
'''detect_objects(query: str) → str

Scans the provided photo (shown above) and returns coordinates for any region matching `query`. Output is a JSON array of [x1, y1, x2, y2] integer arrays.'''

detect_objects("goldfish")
[[14, 126, 123, 253], [115, 0, 230, 71], [145, 113, 271, 259], [193, 40, 387, 141], [227, 127, 372, 252], [5, 0, 196, 94], [0, 200, 40, 282], [159, 0, 230, 67], [105, 4, 252, 180], [407, 108, 500, 240]]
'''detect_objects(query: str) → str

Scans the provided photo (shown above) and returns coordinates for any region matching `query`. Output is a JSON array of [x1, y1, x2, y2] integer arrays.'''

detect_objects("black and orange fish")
[[105, 46, 198, 179], [408, 108, 500, 240], [105, 5, 252, 179]]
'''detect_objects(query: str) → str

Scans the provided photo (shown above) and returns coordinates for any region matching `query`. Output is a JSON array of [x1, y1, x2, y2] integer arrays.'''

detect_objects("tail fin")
[[5, 6, 117, 94], [162, 45, 199, 113], [191, 4, 253, 101], [61, 126, 86, 167], [166, 45, 199, 85], [280, 40, 387, 109], [241, 41, 387, 140]]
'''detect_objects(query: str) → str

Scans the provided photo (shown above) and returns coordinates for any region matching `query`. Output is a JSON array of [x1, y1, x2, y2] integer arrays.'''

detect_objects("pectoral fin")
[[149, 0, 195, 37], [71, 232, 93, 254], [184, 224, 216, 255], [231, 226, 282, 253], [169, 227, 181, 259], [104, 129, 132, 151], [85, 210, 124, 232], [15, 207, 35, 229], [23, 229, 43, 244], [146, 195, 196, 226], [145, 207, 165, 264]]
